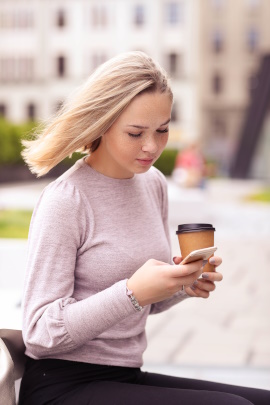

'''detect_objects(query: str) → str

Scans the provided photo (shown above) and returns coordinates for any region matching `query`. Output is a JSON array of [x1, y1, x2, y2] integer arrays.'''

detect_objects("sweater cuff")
[[150, 288, 191, 315]]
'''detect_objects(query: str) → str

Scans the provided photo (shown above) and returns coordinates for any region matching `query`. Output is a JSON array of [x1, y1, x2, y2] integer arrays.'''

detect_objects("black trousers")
[[19, 357, 270, 405]]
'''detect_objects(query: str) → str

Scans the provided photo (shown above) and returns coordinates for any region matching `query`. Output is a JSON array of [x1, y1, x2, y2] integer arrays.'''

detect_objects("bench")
[[0, 329, 26, 405]]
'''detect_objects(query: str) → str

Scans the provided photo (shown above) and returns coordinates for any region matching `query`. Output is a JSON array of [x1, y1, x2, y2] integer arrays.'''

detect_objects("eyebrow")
[[127, 118, 171, 129]]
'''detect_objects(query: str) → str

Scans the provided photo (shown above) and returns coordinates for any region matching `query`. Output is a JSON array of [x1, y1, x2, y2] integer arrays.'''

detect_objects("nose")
[[141, 134, 158, 154]]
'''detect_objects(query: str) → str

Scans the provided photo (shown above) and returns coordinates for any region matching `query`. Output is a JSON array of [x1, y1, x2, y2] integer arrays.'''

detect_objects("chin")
[[134, 166, 153, 174]]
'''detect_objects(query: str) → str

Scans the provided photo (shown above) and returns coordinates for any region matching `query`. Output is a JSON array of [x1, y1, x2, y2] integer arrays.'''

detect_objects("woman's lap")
[[60, 372, 269, 405], [19, 358, 270, 405], [59, 378, 252, 405]]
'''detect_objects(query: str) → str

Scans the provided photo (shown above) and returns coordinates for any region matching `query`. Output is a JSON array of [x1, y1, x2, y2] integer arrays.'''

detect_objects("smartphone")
[[181, 246, 217, 265]]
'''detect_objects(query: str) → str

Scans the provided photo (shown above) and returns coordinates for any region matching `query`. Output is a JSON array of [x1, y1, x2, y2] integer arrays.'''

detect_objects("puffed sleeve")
[[22, 180, 135, 358]]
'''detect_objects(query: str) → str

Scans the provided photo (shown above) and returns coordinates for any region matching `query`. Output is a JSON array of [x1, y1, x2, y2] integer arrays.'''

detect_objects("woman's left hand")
[[173, 256, 223, 298]]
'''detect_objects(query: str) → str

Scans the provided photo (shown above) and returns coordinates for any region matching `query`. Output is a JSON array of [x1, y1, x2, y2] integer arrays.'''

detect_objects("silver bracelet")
[[126, 284, 143, 312]]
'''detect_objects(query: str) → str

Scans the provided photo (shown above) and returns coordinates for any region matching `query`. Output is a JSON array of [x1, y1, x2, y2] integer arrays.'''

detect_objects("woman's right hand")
[[127, 258, 204, 307]]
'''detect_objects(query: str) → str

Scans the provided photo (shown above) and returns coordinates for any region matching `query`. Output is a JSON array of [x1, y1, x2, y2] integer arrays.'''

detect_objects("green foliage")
[[0, 118, 37, 165], [154, 148, 178, 176], [63, 152, 85, 166], [0, 209, 33, 238], [0, 117, 86, 169]]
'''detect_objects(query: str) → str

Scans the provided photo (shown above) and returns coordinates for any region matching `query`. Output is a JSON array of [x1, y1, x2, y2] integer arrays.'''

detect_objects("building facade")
[[0, 0, 200, 147], [198, 0, 270, 175]]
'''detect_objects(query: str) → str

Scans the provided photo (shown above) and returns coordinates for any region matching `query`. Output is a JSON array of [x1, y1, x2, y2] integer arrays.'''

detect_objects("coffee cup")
[[176, 223, 216, 272]]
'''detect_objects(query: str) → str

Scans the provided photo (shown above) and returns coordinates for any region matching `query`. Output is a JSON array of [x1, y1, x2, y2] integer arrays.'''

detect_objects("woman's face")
[[90, 91, 172, 179]]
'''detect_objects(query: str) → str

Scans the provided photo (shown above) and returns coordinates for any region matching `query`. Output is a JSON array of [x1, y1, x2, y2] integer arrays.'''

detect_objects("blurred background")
[[0, 0, 270, 392]]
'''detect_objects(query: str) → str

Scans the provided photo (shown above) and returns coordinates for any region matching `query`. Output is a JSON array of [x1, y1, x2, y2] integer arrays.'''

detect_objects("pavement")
[[0, 177, 270, 390]]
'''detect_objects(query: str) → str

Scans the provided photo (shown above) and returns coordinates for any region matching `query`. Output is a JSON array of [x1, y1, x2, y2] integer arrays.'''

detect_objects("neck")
[[85, 154, 134, 179]]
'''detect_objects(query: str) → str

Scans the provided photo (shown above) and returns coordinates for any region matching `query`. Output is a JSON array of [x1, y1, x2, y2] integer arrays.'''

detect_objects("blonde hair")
[[22, 51, 173, 177]]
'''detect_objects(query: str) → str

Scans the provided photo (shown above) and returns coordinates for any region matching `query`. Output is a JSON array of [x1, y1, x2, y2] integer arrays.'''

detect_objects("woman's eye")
[[156, 128, 169, 134], [128, 132, 142, 138]]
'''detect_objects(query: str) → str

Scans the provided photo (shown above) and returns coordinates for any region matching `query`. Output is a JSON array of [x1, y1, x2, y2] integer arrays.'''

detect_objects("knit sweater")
[[22, 158, 189, 367]]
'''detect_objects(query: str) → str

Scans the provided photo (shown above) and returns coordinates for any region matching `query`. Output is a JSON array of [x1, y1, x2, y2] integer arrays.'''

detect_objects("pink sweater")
[[22, 158, 189, 367]]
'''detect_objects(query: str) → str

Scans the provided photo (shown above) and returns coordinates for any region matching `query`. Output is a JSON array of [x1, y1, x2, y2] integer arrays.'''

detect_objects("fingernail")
[[202, 273, 209, 279], [209, 257, 215, 264], [202, 259, 208, 267], [190, 285, 196, 291], [193, 281, 198, 286], [173, 257, 177, 261]]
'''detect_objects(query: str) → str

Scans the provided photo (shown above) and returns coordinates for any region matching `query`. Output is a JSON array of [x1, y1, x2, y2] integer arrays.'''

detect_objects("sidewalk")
[[1, 178, 270, 390]]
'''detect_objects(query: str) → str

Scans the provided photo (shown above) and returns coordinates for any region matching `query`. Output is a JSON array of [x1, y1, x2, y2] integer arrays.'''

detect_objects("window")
[[171, 102, 179, 122], [57, 56, 66, 77], [91, 7, 98, 26], [212, 29, 224, 53], [91, 53, 107, 71], [169, 53, 177, 75], [0, 57, 34, 82], [166, 2, 184, 25], [0, 10, 34, 29], [55, 101, 63, 113], [90, 5, 108, 28], [246, 0, 260, 9], [0, 103, 6, 117], [212, 73, 223, 94], [56, 9, 66, 28], [247, 28, 259, 52], [134, 5, 145, 26], [25, 10, 34, 28], [248, 73, 259, 96], [211, 0, 225, 9], [19, 58, 34, 81], [0, 13, 7, 28], [167, 53, 181, 77], [0, 58, 13, 81], [211, 116, 227, 137], [27, 103, 36, 121]]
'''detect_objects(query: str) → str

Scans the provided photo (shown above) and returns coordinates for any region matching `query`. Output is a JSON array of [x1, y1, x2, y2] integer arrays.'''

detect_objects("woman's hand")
[[127, 258, 204, 307], [173, 256, 223, 298]]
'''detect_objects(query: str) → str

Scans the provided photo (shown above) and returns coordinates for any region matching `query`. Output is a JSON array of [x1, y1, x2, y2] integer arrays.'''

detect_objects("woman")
[[19, 52, 269, 404]]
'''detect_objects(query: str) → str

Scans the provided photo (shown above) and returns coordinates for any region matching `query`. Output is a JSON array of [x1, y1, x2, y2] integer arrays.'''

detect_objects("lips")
[[136, 158, 154, 166]]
